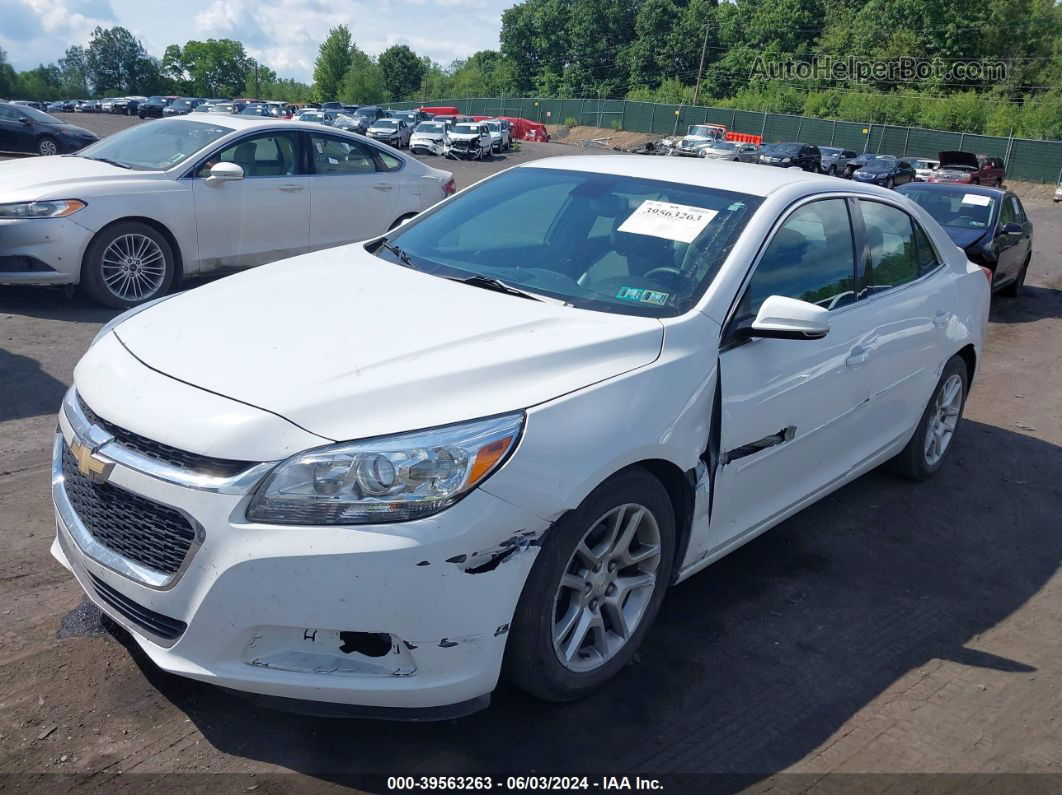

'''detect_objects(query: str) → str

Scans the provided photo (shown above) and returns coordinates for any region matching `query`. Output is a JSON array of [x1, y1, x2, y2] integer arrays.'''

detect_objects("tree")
[[377, 44, 425, 100], [58, 45, 90, 97], [17, 64, 63, 100], [0, 48, 17, 98], [165, 39, 250, 96], [85, 26, 161, 94], [339, 47, 386, 104], [313, 25, 353, 101]]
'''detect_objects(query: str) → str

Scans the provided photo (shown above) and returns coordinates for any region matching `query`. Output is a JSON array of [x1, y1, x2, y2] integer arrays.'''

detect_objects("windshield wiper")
[[82, 155, 131, 169], [378, 240, 417, 269], [446, 274, 545, 302]]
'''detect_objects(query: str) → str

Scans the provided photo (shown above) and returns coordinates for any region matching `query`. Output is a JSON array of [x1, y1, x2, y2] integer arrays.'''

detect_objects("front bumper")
[[50, 391, 548, 713], [0, 217, 94, 285], [410, 138, 444, 155]]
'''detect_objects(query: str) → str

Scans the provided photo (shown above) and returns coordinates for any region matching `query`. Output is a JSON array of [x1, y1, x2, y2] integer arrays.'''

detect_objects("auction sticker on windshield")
[[962, 194, 992, 206], [618, 200, 719, 243]]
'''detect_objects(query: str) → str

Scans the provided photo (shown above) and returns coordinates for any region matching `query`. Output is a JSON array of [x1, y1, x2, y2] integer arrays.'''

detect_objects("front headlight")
[[780, 157, 791, 163], [246, 412, 525, 525], [0, 200, 85, 219]]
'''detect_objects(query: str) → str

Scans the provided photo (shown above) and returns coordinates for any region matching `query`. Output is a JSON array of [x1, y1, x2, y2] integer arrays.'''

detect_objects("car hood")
[[113, 244, 664, 443], [0, 155, 137, 202], [57, 124, 97, 138], [943, 226, 989, 251], [938, 150, 979, 169]]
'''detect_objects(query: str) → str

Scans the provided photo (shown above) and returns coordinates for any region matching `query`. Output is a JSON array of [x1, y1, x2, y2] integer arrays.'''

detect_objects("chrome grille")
[[61, 442, 196, 575], [77, 394, 252, 477]]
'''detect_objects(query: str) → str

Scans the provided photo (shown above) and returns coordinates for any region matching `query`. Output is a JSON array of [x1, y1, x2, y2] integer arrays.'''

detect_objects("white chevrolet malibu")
[[0, 116, 454, 307], [52, 157, 989, 718]]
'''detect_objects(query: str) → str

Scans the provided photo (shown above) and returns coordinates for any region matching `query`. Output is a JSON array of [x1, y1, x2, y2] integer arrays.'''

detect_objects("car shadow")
[[90, 420, 1060, 788], [0, 285, 117, 323], [0, 348, 70, 421], [988, 285, 1062, 324]]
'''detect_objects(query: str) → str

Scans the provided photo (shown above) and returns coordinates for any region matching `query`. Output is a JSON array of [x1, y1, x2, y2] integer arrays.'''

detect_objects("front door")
[[694, 198, 870, 561], [0, 104, 34, 153], [190, 130, 308, 270]]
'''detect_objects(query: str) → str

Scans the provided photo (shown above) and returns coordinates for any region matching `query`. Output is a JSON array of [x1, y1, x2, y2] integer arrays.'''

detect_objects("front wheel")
[[827, 165, 837, 176], [885, 177, 895, 189], [37, 136, 58, 156], [885, 355, 968, 480], [505, 467, 675, 702], [81, 221, 176, 309]]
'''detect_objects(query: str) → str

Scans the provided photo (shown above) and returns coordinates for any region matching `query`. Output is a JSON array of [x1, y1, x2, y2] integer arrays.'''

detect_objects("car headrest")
[[233, 141, 257, 165]]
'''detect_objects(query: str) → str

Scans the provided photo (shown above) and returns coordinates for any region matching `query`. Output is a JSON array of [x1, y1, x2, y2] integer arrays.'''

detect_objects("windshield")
[[416, 122, 446, 134], [453, 124, 479, 134], [901, 189, 995, 230], [689, 126, 722, 138], [373, 120, 398, 128], [708, 142, 737, 151], [819, 147, 842, 157], [764, 143, 800, 155], [14, 105, 62, 124], [76, 119, 232, 170], [485, 122, 500, 131], [380, 167, 762, 318]]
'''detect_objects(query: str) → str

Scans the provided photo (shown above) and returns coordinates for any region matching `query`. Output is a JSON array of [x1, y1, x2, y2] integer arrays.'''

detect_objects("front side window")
[[198, 132, 298, 177], [79, 119, 232, 170], [309, 133, 377, 175], [744, 199, 857, 316], [857, 200, 920, 296], [382, 167, 762, 317]]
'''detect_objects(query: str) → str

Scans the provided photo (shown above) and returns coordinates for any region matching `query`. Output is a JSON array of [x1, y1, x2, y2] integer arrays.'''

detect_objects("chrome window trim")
[[62, 387, 276, 495], [52, 432, 202, 592]]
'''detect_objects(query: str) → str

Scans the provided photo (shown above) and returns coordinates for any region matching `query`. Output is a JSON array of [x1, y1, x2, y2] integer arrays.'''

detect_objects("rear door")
[[306, 131, 398, 249], [190, 129, 309, 270]]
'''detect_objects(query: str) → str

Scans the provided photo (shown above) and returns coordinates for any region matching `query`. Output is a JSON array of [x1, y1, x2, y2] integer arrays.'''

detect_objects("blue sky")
[[0, 0, 512, 81]]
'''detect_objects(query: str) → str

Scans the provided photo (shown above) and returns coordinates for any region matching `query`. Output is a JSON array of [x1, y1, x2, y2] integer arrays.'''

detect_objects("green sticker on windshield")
[[617, 287, 669, 305]]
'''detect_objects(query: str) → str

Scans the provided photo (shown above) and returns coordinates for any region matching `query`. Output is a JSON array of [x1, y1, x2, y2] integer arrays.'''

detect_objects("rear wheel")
[[885, 356, 968, 480], [505, 467, 675, 702], [81, 221, 176, 309], [37, 136, 58, 156], [993, 178, 1003, 188]]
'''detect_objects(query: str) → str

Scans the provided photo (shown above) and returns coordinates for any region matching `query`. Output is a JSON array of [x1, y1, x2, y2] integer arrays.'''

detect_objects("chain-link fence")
[[388, 96, 1062, 183]]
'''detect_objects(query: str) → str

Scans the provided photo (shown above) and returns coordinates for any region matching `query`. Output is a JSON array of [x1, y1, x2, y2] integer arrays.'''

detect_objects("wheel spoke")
[[561, 609, 595, 662]]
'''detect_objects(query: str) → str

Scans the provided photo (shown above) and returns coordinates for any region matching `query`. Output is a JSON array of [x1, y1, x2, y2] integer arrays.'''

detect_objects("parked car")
[[911, 158, 939, 181], [928, 151, 1005, 187], [330, 113, 361, 132], [138, 96, 177, 119], [482, 119, 512, 152], [445, 122, 492, 160], [295, 110, 336, 125], [46, 100, 69, 113], [347, 106, 389, 134], [699, 140, 759, 162], [50, 157, 988, 717], [0, 116, 455, 306], [0, 100, 98, 156], [851, 158, 917, 188], [757, 142, 821, 171], [389, 110, 428, 126], [74, 99, 99, 113], [123, 97, 147, 116], [163, 98, 205, 117], [898, 183, 1032, 295], [195, 102, 236, 115], [818, 146, 857, 176], [319, 101, 344, 111], [366, 118, 411, 148], [409, 120, 450, 155], [101, 97, 124, 113], [11, 100, 46, 111], [669, 124, 728, 158], [842, 153, 894, 179]]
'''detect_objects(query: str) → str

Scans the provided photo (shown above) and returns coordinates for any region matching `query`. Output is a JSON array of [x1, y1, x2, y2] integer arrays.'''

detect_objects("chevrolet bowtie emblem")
[[70, 437, 114, 484]]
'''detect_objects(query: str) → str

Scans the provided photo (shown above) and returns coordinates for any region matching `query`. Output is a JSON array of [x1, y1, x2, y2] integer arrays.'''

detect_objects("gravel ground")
[[1, 112, 1060, 790]]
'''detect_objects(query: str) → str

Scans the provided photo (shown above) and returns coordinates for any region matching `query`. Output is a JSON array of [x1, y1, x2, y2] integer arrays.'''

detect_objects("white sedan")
[[52, 157, 988, 717], [0, 116, 455, 307]]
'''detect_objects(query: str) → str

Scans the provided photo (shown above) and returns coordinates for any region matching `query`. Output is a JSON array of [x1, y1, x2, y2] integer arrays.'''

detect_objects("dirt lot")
[[1, 114, 1060, 790]]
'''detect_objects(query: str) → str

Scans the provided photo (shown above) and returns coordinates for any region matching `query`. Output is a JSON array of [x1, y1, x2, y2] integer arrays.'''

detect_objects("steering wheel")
[[953, 216, 978, 228], [643, 267, 682, 283]]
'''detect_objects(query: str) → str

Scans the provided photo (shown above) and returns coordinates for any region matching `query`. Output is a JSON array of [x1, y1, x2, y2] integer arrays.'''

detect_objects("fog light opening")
[[338, 631, 393, 657]]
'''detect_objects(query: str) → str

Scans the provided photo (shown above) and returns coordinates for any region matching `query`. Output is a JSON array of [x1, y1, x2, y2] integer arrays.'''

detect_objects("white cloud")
[[1, 0, 116, 70]]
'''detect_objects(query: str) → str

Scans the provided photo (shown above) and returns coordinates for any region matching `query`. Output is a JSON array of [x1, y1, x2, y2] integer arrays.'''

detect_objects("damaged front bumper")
[[409, 137, 445, 155], [50, 408, 549, 716]]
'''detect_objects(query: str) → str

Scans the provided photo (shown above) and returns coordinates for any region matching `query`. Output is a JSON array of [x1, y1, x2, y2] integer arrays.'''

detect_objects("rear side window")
[[857, 200, 920, 296], [309, 134, 376, 175], [744, 198, 857, 315], [912, 223, 940, 276]]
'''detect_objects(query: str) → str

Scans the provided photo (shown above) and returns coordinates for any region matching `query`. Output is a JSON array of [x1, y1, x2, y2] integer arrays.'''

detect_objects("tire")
[[1000, 255, 1030, 297], [827, 165, 837, 176], [885, 177, 895, 189], [993, 178, 1002, 188], [37, 136, 58, 157], [81, 221, 176, 309], [505, 467, 676, 702], [884, 355, 968, 481]]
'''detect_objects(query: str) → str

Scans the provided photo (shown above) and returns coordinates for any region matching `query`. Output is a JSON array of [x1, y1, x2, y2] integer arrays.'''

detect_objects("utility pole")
[[691, 22, 710, 107]]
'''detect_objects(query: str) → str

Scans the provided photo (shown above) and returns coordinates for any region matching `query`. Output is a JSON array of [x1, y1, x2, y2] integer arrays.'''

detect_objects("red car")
[[928, 151, 1005, 187]]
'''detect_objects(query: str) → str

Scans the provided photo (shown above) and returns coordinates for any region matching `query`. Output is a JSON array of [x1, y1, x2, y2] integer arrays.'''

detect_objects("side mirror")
[[19, 116, 31, 125], [205, 162, 244, 185], [1001, 222, 1023, 236], [744, 295, 830, 340]]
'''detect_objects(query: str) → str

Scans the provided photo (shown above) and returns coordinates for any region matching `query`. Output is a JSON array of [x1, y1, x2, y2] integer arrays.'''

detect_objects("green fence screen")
[[387, 97, 1062, 183]]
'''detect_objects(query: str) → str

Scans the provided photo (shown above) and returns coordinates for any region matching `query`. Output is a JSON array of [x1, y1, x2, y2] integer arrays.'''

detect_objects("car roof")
[[522, 155, 861, 198]]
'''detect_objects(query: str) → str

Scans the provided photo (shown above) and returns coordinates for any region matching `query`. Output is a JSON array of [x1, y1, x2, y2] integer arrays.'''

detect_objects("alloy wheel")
[[924, 373, 963, 466], [38, 138, 57, 156], [551, 503, 662, 673], [100, 233, 167, 302]]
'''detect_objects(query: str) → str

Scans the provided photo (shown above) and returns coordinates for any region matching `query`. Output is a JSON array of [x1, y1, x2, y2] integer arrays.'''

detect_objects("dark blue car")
[[851, 157, 916, 189], [0, 100, 98, 156]]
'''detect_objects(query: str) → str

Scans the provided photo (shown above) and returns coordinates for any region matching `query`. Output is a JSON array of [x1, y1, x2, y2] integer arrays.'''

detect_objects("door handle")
[[846, 345, 871, 367], [278, 183, 304, 192], [933, 311, 948, 328], [373, 183, 394, 192]]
